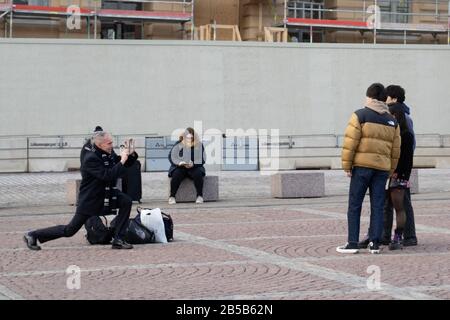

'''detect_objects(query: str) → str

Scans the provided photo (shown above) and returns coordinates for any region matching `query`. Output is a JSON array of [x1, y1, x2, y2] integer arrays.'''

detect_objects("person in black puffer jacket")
[[384, 86, 418, 247], [386, 102, 415, 250]]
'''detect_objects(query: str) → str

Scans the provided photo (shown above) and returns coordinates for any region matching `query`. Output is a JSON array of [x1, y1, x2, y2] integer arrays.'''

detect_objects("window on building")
[[102, 1, 142, 11], [13, 0, 50, 5], [378, 0, 410, 23], [101, 1, 144, 40], [287, 1, 324, 20], [289, 29, 324, 42]]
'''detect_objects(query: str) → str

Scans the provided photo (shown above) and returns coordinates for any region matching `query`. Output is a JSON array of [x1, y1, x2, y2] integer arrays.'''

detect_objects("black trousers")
[[382, 188, 417, 240], [32, 192, 132, 244], [170, 167, 204, 197]]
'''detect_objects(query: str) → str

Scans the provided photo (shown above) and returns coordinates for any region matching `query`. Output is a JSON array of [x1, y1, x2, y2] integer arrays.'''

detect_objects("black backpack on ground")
[[85, 210, 169, 245], [85, 214, 155, 245], [85, 216, 113, 245]]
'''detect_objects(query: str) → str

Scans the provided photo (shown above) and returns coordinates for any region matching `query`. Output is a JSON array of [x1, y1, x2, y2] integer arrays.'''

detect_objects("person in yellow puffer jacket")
[[337, 83, 401, 255]]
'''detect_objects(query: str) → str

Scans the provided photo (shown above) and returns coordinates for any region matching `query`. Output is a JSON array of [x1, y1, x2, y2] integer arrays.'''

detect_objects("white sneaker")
[[336, 243, 359, 254], [195, 196, 204, 204], [369, 241, 381, 254], [168, 197, 176, 205]]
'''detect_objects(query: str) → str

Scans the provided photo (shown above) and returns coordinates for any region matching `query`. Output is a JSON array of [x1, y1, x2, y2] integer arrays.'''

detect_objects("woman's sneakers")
[[336, 243, 359, 254], [389, 231, 403, 250], [196, 196, 204, 204], [169, 196, 203, 204]]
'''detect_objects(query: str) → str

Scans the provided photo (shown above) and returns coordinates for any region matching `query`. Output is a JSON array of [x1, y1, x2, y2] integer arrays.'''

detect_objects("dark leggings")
[[390, 188, 406, 233], [32, 192, 132, 243], [383, 188, 416, 240], [170, 166, 204, 197]]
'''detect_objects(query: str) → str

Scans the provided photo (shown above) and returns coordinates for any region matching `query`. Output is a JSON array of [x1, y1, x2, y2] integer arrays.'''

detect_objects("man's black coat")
[[76, 146, 138, 216]]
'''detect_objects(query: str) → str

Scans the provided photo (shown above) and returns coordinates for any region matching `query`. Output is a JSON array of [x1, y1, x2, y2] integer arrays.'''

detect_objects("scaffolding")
[[0, 0, 194, 39], [1, 0, 450, 43], [280, 0, 450, 44]]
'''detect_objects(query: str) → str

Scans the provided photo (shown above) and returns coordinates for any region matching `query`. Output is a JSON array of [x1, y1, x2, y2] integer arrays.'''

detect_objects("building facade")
[[0, 0, 449, 43]]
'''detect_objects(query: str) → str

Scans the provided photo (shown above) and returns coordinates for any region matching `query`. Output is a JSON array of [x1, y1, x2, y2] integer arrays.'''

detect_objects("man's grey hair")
[[92, 131, 112, 144]]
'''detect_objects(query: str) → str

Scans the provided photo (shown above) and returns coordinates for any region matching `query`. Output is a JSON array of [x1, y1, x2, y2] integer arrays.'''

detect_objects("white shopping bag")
[[139, 208, 167, 243]]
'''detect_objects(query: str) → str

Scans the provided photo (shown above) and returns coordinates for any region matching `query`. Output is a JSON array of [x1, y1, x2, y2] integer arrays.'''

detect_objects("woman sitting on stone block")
[[168, 127, 206, 205]]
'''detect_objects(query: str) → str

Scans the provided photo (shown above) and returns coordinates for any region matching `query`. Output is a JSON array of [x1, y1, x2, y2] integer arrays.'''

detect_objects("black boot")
[[112, 238, 133, 250], [389, 229, 403, 251], [403, 237, 418, 246], [381, 234, 391, 246]]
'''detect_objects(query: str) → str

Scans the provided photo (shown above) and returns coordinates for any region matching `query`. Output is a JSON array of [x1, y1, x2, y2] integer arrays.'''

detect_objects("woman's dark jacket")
[[168, 141, 206, 177]]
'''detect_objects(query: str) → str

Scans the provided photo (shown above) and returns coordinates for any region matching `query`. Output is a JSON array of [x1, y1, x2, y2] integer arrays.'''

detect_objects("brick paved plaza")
[[0, 170, 449, 300]]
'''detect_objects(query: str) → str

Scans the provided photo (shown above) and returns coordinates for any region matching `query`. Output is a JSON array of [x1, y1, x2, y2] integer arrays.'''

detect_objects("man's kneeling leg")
[[111, 192, 133, 249], [24, 214, 89, 250]]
